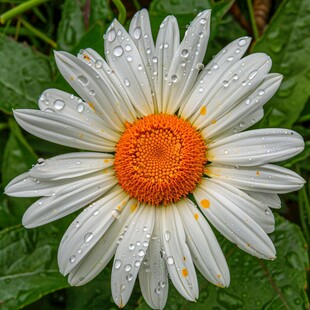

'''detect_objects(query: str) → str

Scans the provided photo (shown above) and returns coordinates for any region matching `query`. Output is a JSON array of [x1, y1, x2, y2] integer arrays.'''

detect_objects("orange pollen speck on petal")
[[201, 199, 210, 209], [114, 114, 206, 206], [200, 106, 206, 115], [182, 268, 188, 277], [194, 213, 199, 220]]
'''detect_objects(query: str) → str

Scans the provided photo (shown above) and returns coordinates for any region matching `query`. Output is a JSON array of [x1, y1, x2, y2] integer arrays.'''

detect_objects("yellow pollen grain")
[[211, 119, 217, 124], [182, 268, 188, 277], [200, 106, 206, 115], [104, 159, 109, 163], [183, 256, 186, 261], [201, 199, 210, 209], [83, 54, 91, 61], [88, 102, 95, 111], [70, 76, 74, 81], [256, 171, 260, 176], [130, 203, 137, 213], [194, 213, 199, 220], [217, 274, 221, 278], [79, 133, 84, 138], [117, 205, 121, 210]]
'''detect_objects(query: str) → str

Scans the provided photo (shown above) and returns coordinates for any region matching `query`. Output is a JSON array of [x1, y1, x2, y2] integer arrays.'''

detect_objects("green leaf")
[[253, 0, 310, 128], [57, 0, 113, 52], [0, 35, 53, 114], [137, 214, 309, 309], [0, 225, 70, 310]]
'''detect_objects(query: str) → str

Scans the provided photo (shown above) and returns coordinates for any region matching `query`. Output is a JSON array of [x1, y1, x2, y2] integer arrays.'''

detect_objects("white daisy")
[[5, 9, 305, 309]]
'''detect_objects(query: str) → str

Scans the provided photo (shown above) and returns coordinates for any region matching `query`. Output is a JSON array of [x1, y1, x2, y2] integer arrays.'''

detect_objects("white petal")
[[206, 163, 305, 194], [194, 179, 276, 259], [245, 191, 281, 209], [203, 179, 275, 233], [201, 73, 283, 140], [164, 10, 211, 114], [178, 198, 230, 287], [22, 172, 117, 227], [207, 128, 304, 166], [38, 89, 119, 138], [58, 187, 129, 275], [68, 198, 136, 286], [54, 51, 125, 132], [161, 204, 199, 301], [105, 19, 154, 116], [77, 48, 137, 123], [13, 109, 116, 152], [111, 204, 155, 308], [191, 53, 272, 129], [155, 15, 180, 113], [179, 36, 251, 119], [139, 208, 169, 310], [28, 152, 114, 180]]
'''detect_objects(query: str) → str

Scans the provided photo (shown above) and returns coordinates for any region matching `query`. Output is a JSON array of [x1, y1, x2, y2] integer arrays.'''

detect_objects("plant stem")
[[20, 18, 57, 48], [0, 0, 48, 24], [247, 0, 259, 40], [112, 0, 126, 25]]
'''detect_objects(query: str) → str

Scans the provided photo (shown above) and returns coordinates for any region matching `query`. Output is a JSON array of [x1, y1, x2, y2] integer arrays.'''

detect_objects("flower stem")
[[112, 0, 126, 25], [0, 0, 49, 24], [247, 0, 259, 40], [20, 18, 57, 48]]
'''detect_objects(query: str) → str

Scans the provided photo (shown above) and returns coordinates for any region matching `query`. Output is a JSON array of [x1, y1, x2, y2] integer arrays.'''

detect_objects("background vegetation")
[[0, 0, 309, 309]]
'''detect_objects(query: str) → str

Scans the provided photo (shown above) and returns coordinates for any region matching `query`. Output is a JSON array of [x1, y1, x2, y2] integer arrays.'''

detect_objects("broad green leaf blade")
[[0, 36, 53, 114], [253, 0, 310, 128], [137, 215, 309, 309], [0, 225, 70, 310]]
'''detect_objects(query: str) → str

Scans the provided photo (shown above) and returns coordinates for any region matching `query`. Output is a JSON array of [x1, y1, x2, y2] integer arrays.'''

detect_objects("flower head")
[[5, 9, 305, 309]]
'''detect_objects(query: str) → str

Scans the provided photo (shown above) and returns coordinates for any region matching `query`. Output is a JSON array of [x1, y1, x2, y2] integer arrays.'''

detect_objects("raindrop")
[[93, 210, 99, 216], [126, 274, 133, 281], [138, 249, 145, 257], [199, 32, 204, 38], [113, 46, 123, 57], [94, 60, 103, 68], [120, 284, 126, 291], [133, 27, 142, 39], [180, 60, 186, 67], [124, 264, 132, 272], [199, 87, 204, 93], [37, 158, 45, 165], [238, 38, 247, 46], [69, 255, 76, 263], [245, 98, 251, 105], [126, 56, 133, 62], [138, 64, 143, 71], [213, 63, 219, 70], [89, 89, 96, 96], [241, 81, 247, 86], [258, 89, 265, 96], [239, 122, 245, 128], [134, 260, 141, 267], [224, 149, 229, 155], [154, 288, 161, 294], [143, 241, 149, 247], [200, 18, 207, 25], [152, 56, 158, 63], [181, 49, 189, 58], [166, 256, 174, 265], [136, 241, 141, 246], [248, 70, 258, 80], [146, 48, 151, 54], [235, 48, 241, 54], [222, 80, 229, 88], [129, 244, 135, 251], [77, 75, 89, 86], [107, 29, 116, 42], [53, 99, 65, 110], [124, 44, 132, 52], [171, 75, 178, 83], [265, 210, 270, 215], [84, 232, 93, 243], [233, 74, 239, 80], [112, 209, 120, 218], [124, 78, 130, 87], [75, 221, 80, 228], [227, 56, 234, 62], [164, 231, 171, 241], [114, 259, 122, 269], [159, 281, 166, 288], [164, 43, 169, 49], [77, 104, 84, 112], [142, 226, 148, 232]]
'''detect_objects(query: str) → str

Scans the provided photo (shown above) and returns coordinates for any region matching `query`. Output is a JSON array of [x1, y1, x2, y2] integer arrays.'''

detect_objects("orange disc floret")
[[114, 114, 206, 206]]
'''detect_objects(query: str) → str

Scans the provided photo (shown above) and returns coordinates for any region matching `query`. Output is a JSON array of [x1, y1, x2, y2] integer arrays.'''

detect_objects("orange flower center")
[[114, 114, 206, 206]]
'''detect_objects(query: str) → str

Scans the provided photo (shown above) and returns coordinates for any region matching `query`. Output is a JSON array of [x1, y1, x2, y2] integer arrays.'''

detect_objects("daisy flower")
[[5, 9, 305, 309]]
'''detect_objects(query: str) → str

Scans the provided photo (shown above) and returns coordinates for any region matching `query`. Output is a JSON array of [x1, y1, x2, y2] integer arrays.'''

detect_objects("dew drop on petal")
[[69, 255, 76, 263], [154, 288, 161, 294], [138, 249, 145, 257], [248, 70, 258, 80], [239, 38, 247, 46], [166, 256, 174, 265], [37, 158, 45, 165], [233, 74, 239, 80], [94, 60, 103, 68], [112, 209, 120, 218], [129, 243, 135, 251], [134, 260, 141, 267], [84, 232, 93, 243], [258, 89, 265, 96], [181, 49, 189, 58], [152, 56, 158, 63], [245, 98, 251, 105], [126, 274, 133, 281], [89, 89, 96, 96], [164, 231, 171, 241], [93, 210, 99, 216], [114, 259, 122, 269], [200, 18, 207, 25], [133, 27, 142, 39], [77, 104, 84, 113], [213, 63, 219, 70], [227, 56, 234, 62], [126, 56, 133, 62], [124, 78, 130, 87], [107, 29, 116, 42], [125, 44, 132, 51], [113, 46, 124, 57], [77, 75, 89, 86], [171, 75, 178, 83], [53, 99, 65, 110], [124, 264, 132, 272], [138, 64, 143, 71]]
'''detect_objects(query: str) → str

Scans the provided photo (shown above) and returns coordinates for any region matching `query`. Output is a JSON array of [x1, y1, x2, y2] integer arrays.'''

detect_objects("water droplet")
[[113, 46, 123, 57], [126, 55, 133, 62], [166, 256, 174, 265], [245, 98, 251, 105], [239, 122, 245, 128], [129, 244, 135, 251], [265, 210, 270, 215], [93, 210, 99, 216], [124, 78, 130, 87], [224, 149, 229, 154], [112, 209, 120, 218], [134, 260, 141, 267], [248, 70, 258, 80], [138, 64, 143, 71], [159, 281, 166, 288], [138, 249, 145, 257], [152, 56, 158, 63], [53, 99, 65, 110], [94, 60, 103, 68], [171, 74, 178, 83], [239, 38, 247, 46], [199, 87, 204, 93], [114, 259, 122, 269], [154, 288, 161, 294], [242, 81, 247, 86], [77, 75, 89, 86], [222, 80, 229, 88], [233, 74, 239, 80], [258, 89, 265, 96], [69, 255, 76, 263], [200, 18, 207, 25], [125, 264, 132, 272], [75, 221, 80, 228], [120, 284, 126, 291], [77, 104, 84, 113], [181, 49, 189, 58], [164, 231, 171, 241], [84, 232, 93, 243], [107, 29, 116, 42], [126, 274, 133, 281], [213, 63, 219, 70], [146, 48, 151, 54], [199, 32, 204, 38], [235, 48, 241, 54], [164, 43, 169, 49], [89, 89, 96, 96], [133, 27, 142, 39], [143, 241, 149, 247], [227, 56, 234, 62], [37, 158, 45, 165]]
